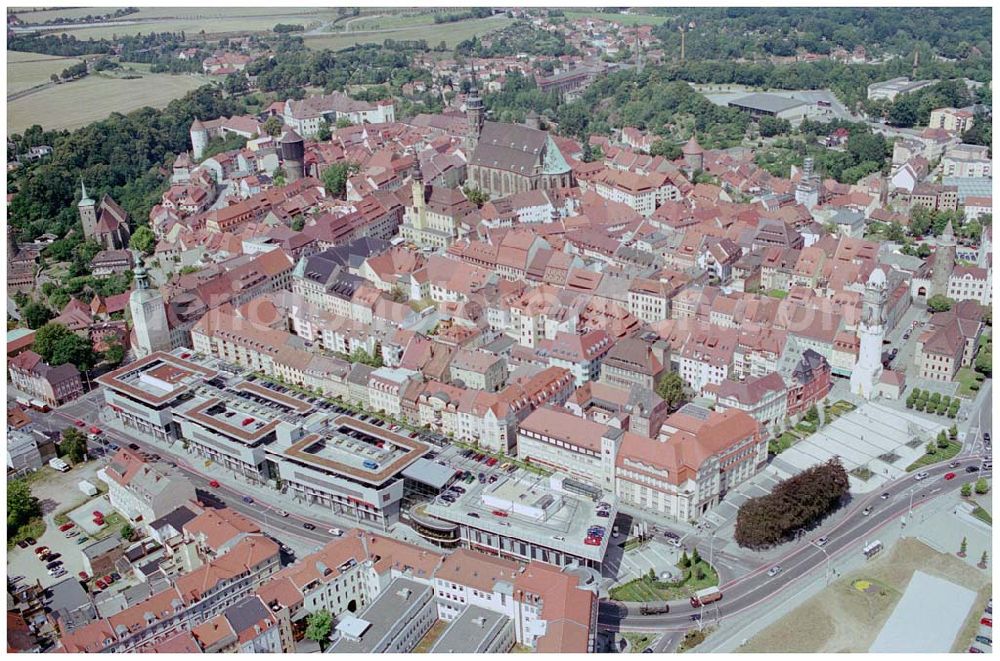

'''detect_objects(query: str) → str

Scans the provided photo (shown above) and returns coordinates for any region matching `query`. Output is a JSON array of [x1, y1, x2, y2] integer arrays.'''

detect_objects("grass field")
[[303, 15, 512, 51], [562, 10, 669, 26], [740, 538, 992, 653], [12, 7, 346, 39], [906, 439, 961, 472], [340, 10, 440, 32], [8, 72, 208, 133], [610, 560, 718, 602], [7, 49, 83, 95]]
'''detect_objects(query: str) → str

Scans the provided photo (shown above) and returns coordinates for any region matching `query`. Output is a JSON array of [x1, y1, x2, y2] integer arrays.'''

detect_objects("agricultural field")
[[303, 14, 513, 51], [7, 50, 83, 96], [562, 10, 669, 26], [9, 6, 347, 39], [7, 72, 207, 133]]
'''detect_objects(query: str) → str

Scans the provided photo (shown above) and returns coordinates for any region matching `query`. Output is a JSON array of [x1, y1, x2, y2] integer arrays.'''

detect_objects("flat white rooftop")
[[869, 570, 976, 653]]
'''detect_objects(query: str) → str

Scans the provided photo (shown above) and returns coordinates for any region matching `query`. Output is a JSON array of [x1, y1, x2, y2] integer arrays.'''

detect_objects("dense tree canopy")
[[735, 459, 849, 549]]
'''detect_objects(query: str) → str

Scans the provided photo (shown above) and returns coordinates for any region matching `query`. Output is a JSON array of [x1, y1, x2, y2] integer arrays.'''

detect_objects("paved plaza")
[[772, 402, 949, 491]]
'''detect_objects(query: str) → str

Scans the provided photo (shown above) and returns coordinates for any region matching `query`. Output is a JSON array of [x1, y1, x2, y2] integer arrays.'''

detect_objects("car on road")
[[303, 523, 316, 531], [982, 618, 992, 627], [914, 471, 929, 480], [767, 566, 783, 577], [277, 510, 289, 517], [74, 420, 85, 427], [209, 480, 220, 488], [467, 512, 480, 518], [944, 472, 956, 480], [241, 496, 254, 504], [862, 506, 873, 516], [815, 536, 829, 547], [128, 443, 140, 451], [328, 528, 344, 537], [985, 432, 991, 443], [950, 461, 961, 469], [880, 492, 890, 500], [967, 466, 981, 473]]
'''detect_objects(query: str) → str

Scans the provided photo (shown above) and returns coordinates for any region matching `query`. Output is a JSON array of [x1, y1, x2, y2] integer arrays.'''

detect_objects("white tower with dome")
[[129, 261, 171, 358], [850, 267, 888, 399]]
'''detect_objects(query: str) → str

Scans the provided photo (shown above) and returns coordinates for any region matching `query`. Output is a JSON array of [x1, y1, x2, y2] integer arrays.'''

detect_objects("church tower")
[[78, 179, 98, 241], [129, 262, 171, 358], [409, 168, 428, 231], [930, 220, 956, 297], [850, 267, 888, 399], [464, 75, 485, 154], [794, 157, 819, 210]]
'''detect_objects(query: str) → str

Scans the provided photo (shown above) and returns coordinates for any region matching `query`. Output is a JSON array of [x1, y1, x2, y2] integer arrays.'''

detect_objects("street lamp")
[[813, 540, 831, 584]]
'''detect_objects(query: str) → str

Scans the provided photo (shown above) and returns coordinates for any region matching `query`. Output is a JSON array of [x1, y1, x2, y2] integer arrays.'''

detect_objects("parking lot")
[[969, 600, 993, 653]]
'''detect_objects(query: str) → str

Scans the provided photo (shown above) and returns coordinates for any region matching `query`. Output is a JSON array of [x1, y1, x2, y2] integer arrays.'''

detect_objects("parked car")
[[583, 537, 601, 546], [975, 636, 991, 646], [58, 523, 75, 532], [982, 618, 992, 627], [78, 572, 89, 580], [492, 510, 509, 518], [24, 537, 35, 546], [75, 536, 90, 545], [767, 566, 783, 577], [66, 530, 79, 539], [970, 646, 984, 653], [597, 510, 611, 518], [128, 443, 140, 451], [16, 540, 29, 549], [34, 546, 49, 556], [95, 579, 107, 590], [46, 561, 62, 570]]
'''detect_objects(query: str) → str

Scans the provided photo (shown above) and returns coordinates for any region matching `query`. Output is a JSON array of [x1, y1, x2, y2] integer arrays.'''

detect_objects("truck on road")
[[690, 586, 722, 608]]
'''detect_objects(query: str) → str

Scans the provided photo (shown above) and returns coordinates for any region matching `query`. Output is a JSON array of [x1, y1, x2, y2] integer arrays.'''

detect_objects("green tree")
[[886, 221, 905, 242], [679, 550, 690, 568], [925, 440, 937, 455], [804, 404, 820, 424], [462, 186, 489, 207], [960, 536, 968, 555], [927, 294, 954, 313], [61, 428, 89, 464], [262, 116, 283, 137], [937, 430, 949, 448], [223, 72, 249, 95], [321, 162, 359, 199], [104, 342, 126, 367], [7, 480, 39, 531], [34, 322, 98, 371], [305, 609, 333, 651], [22, 300, 54, 330], [975, 478, 989, 494], [975, 349, 992, 376], [758, 116, 791, 137], [980, 550, 989, 568], [316, 121, 332, 142], [655, 372, 688, 412], [691, 547, 702, 566], [129, 225, 156, 255], [335, 117, 353, 129], [961, 482, 972, 497], [649, 139, 681, 160], [949, 424, 958, 440], [121, 523, 135, 541]]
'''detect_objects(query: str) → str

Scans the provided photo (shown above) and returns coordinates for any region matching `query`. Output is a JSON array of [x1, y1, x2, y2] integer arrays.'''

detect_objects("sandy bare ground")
[[740, 538, 992, 653]]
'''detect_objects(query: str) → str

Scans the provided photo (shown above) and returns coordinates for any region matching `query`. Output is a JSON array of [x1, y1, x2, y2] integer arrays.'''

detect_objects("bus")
[[29, 399, 50, 412], [863, 540, 883, 559], [690, 586, 722, 608]]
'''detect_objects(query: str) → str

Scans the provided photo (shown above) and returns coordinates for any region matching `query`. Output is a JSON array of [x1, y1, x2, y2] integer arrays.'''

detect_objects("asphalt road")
[[600, 456, 992, 632]]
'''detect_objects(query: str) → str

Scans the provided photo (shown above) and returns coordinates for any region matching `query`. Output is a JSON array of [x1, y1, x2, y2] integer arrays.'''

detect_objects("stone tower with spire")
[[930, 220, 956, 298], [78, 179, 98, 241], [464, 71, 485, 154], [850, 267, 888, 399], [129, 261, 171, 358]]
